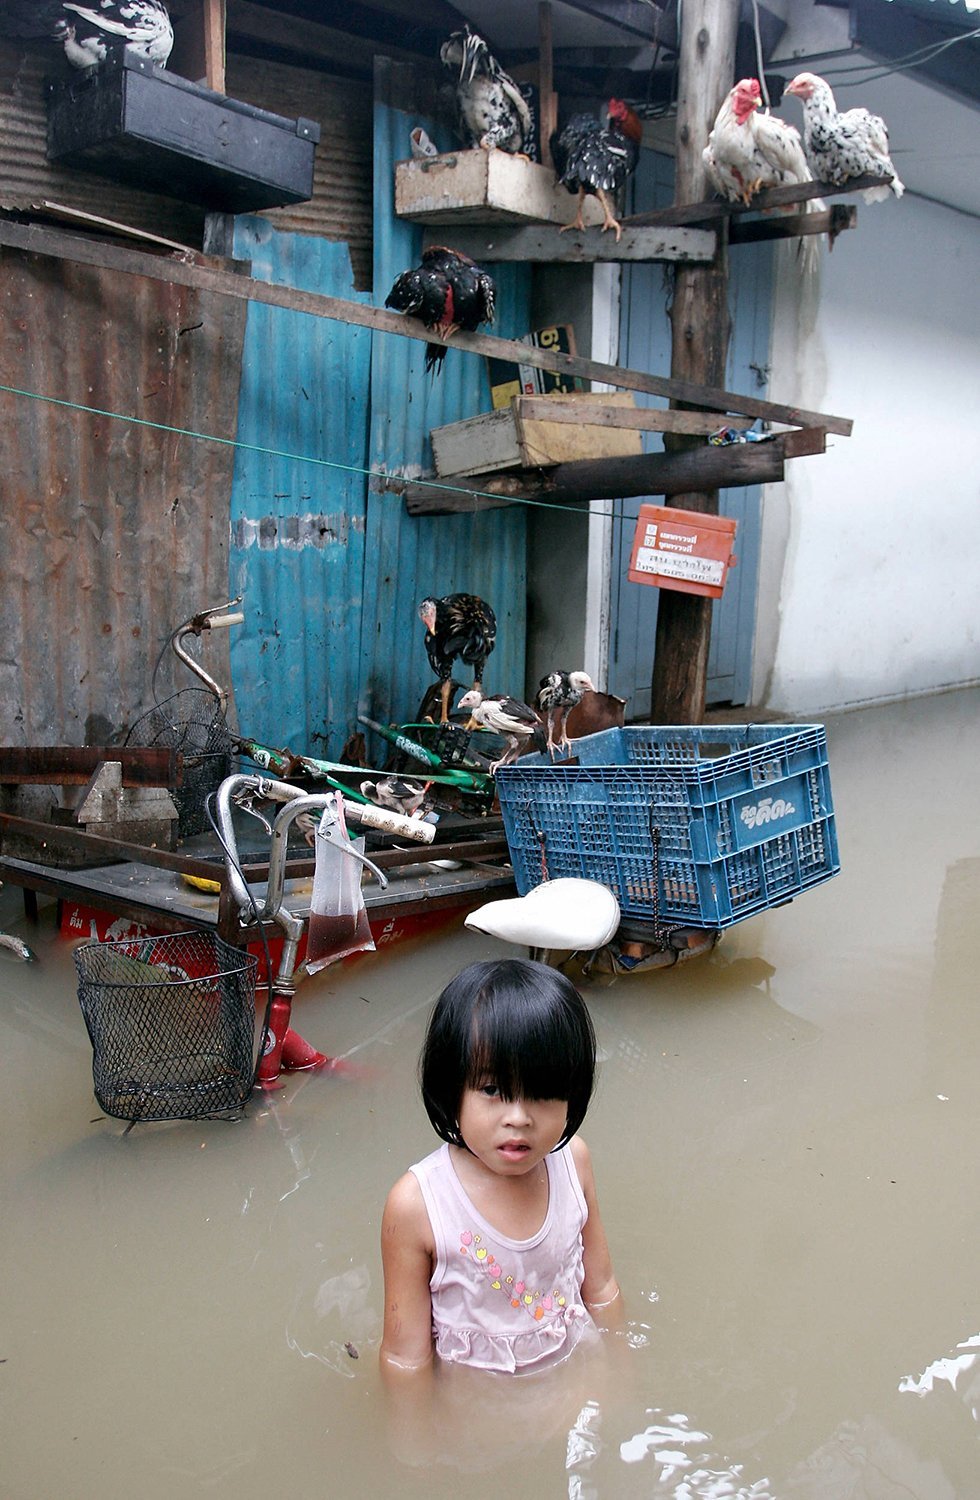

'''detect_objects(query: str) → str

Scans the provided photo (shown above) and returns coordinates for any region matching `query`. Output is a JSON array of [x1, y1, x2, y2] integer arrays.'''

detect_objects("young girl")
[[380, 958, 620, 1376]]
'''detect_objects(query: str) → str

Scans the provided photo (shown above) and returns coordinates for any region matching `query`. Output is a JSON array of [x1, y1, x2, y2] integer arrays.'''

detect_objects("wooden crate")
[[395, 149, 604, 227], [431, 394, 643, 478]]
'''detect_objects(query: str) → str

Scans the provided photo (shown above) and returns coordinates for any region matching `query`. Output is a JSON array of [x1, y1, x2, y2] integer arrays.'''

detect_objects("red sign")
[[628, 504, 737, 599]]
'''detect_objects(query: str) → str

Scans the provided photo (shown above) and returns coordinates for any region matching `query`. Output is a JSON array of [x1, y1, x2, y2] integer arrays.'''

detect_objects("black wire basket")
[[73, 930, 258, 1122], [124, 688, 235, 838]]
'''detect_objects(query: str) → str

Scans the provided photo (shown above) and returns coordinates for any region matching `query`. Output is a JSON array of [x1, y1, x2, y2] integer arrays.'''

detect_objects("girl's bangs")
[[466, 995, 582, 1102]]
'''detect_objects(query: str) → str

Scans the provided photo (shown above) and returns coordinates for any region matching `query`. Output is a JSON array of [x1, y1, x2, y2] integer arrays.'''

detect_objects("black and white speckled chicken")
[[457, 690, 540, 774], [535, 670, 596, 755], [440, 24, 534, 157], [359, 777, 432, 818], [783, 73, 904, 202], [0, 0, 174, 68], [385, 247, 496, 376], [551, 100, 643, 242], [419, 593, 496, 723]]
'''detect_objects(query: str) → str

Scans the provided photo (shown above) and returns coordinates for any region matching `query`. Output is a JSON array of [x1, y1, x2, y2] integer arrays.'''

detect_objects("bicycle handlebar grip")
[[343, 802, 436, 844], [206, 611, 245, 629]]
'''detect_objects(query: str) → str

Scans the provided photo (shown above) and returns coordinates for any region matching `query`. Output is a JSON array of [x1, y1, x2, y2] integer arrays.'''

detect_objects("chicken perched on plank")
[[551, 99, 643, 242], [703, 78, 824, 270], [783, 73, 904, 202], [457, 690, 541, 774], [419, 593, 497, 723], [703, 79, 817, 205], [0, 0, 174, 68], [535, 670, 596, 755], [385, 247, 495, 375], [440, 24, 535, 157]]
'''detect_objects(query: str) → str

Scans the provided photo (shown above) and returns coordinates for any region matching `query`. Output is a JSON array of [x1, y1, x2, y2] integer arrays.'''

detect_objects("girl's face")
[[456, 1084, 569, 1177]]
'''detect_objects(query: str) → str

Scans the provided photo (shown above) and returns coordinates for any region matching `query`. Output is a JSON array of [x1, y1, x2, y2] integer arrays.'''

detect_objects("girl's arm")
[[569, 1135, 623, 1322], [379, 1171, 436, 1376]]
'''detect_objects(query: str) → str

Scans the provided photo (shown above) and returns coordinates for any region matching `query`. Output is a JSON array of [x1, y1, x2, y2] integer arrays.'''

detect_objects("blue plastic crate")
[[495, 724, 840, 929]]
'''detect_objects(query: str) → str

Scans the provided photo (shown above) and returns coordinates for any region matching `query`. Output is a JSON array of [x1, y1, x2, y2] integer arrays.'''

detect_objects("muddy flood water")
[[1, 688, 978, 1499]]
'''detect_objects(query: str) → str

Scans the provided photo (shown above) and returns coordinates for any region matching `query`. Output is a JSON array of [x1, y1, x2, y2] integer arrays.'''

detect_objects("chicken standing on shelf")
[[457, 690, 541, 774], [535, 670, 596, 755], [703, 78, 824, 270], [385, 247, 496, 376], [551, 100, 643, 242], [703, 79, 818, 205], [440, 24, 535, 157], [419, 593, 497, 724], [0, 0, 174, 68], [783, 73, 904, 202]]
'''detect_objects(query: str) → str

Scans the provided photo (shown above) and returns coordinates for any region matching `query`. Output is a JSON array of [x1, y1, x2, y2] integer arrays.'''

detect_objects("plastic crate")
[[495, 724, 840, 929]]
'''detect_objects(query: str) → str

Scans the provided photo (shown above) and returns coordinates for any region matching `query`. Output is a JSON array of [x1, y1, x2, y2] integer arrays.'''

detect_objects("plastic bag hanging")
[[306, 792, 381, 972]]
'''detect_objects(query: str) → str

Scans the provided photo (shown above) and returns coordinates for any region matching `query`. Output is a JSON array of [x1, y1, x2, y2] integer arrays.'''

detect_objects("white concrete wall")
[[756, 184, 980, 714]]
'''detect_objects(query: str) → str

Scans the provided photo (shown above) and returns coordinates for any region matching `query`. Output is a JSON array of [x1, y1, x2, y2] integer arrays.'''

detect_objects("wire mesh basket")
[[124, 688, 235, 838], [73, 930, 258, 1122]]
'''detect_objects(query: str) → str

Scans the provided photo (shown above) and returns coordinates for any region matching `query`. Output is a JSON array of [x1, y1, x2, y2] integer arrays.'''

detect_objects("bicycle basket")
[[73, 930, 258, 1122], [124, 688, 235, 838]]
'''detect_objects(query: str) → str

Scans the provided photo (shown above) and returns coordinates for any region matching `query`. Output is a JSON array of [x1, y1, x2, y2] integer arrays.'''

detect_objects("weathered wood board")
[[431, 394, 643, 478], [395, 149, 606, 226], [422, 223, 716, 264]]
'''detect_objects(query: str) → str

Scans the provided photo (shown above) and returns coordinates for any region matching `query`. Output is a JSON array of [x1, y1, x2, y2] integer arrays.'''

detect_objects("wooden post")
[[538, 2, 557, 170], [650, 0, 738, 724]]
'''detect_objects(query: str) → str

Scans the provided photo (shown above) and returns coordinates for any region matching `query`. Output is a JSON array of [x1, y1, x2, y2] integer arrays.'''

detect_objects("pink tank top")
[[409, 1141, 595, 1373]]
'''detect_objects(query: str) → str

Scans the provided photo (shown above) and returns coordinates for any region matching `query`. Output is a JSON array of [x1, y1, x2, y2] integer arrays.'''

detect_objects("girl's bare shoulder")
[[382, 1170, 434, 1249]]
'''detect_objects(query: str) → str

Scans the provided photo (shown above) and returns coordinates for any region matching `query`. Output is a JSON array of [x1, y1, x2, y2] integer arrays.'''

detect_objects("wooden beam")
[[729, 204, 857, 245], [0, 747, 181, 787], [538, 2, 557, 171], [0, 218, 853, 435], [421, 223, 716, 263], [624, 173, 894, 228], [204, 0, 226, 93], [516, 398, 754, 435], [399, 436, 799, 514]]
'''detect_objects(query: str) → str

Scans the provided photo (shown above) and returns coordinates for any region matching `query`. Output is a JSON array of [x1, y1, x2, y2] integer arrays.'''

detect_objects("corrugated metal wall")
[[361, 59, 531, 732], [226, 61, 532, 760], [228, 217, 373, 754], [0, 249, 245, 744], [226, 54, 374, 290]]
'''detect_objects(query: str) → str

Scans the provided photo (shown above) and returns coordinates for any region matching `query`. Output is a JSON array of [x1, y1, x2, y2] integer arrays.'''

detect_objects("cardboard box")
[[395, 149, 604, 226], [432, 394, 643, 478]]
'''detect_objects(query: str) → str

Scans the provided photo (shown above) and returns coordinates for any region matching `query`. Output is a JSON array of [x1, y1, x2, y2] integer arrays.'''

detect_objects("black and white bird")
[[535, 670, 596, 755], [783, 73, 904, 202], [440, 24, 535, 157], [0, 1, 174, 69], [359, 777, 432, 818], [418, 593, 497, 723], [457, 689, 541, 774], [386, 247, 496, 377]]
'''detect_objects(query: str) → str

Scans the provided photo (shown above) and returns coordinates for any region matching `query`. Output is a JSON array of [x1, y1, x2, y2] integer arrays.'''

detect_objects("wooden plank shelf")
[[396, 430, 827, 515], [421, 222, 716, 264]]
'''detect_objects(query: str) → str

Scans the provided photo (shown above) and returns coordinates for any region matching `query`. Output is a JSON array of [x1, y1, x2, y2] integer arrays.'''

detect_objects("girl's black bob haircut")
[[420, 958, 596, 1150]]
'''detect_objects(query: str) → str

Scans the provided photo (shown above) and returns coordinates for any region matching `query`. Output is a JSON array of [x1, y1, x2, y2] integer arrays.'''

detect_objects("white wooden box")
[[431, 394, 643, 478], [395, 149, 604, 227]]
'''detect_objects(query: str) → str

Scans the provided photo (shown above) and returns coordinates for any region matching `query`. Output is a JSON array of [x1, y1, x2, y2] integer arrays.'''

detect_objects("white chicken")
[[704, 78, 819, 206], [439, 25, 534, 157], [783, 73, 904, 203], [703, 77, 825, 271], [457, 689, 541, 774]]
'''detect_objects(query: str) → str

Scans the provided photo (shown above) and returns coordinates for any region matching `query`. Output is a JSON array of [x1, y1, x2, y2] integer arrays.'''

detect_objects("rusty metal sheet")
[[0, 246, 246, 747]]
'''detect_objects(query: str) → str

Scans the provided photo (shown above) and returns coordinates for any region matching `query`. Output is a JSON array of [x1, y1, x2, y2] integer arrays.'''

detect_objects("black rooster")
[[552, 100, 643, 242], [419, 594, 497, 724], [0, 0, 174, 68], [385, 247, 495, 375], [440, 24, 535, 158]]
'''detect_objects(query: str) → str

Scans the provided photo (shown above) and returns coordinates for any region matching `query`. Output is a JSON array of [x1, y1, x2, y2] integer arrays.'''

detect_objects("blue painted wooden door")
[[609, 150, 770, 715]]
